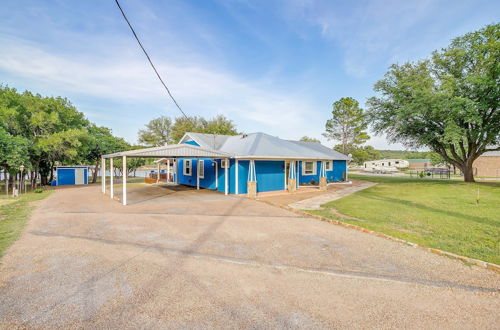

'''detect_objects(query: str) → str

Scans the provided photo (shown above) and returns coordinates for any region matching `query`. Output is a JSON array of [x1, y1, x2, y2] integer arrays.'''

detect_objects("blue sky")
[[1, 0, 498, 149]]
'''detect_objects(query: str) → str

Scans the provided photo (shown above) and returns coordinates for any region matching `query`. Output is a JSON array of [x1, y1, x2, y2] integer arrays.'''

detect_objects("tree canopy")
[[323, 97, 370, 155], [138, 116, 172, 147], [140, 114, 239, 144], [367, 24, 499, 182], [0, 86, 129, 185]]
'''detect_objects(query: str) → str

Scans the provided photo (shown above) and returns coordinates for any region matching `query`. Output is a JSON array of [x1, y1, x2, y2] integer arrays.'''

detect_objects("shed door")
[[75, 168, 85, 185]]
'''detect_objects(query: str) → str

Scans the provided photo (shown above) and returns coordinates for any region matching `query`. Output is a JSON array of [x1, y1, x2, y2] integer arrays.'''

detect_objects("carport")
[[101, 144, 232, 205]]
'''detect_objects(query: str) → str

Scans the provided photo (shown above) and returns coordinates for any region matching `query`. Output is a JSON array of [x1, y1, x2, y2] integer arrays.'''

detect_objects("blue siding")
[[298, 160, 347, 184], [298, 161, 321, 184], [216, 159, 234, 193], [84, 168, 88, 184], [255, 161, 285, 193], [177, 158, 217, 189], [57, 168, 75, 185], [331, 160, 347, 181], [176, 158, 346, 193]]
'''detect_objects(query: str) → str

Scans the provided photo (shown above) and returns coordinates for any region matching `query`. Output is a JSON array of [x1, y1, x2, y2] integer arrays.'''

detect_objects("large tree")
[[323, 97, 370, 154], [367, 24, 499, 182], [167, 115, 238, 144], [138, 116, 173, 146]]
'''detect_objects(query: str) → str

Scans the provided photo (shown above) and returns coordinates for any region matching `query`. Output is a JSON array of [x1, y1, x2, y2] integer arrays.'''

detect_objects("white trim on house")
[[198, 159, 205, 178], [184, 159, 192, 176], [302, 161, 317, 176]]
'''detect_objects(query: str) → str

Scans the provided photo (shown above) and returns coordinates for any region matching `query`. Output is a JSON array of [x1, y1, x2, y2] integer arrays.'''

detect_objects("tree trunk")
[[5, 169, 8, 196], [462, 164, 475, 182], [49, 163, 55, 183], [92, 159, 99, 183]]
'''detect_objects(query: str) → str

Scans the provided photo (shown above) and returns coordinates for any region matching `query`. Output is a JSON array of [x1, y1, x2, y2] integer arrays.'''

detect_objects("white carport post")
[[167, 159, 170, 183], [224, 158, 229, 195], [122, 155, 127, 206], [235, 159, 239, 194], [101, 156, 106, 194], [110, 158, 114, 199]]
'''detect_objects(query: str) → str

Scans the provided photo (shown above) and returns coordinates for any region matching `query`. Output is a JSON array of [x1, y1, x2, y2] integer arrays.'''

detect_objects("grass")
[[310, 174, 500, 264], [0, 190, 52, 258]]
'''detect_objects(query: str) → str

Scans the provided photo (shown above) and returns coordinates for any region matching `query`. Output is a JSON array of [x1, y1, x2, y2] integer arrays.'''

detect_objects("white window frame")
[[302, 161, 317, 176], [221, 159, 229, 168], [183, 159, 192, 176], [198, 160, 204, 178], [325, 161, 333, 171]]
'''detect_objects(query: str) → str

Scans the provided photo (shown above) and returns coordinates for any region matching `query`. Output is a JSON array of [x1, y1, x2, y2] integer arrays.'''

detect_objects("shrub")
[[34, 188, 44, 193]]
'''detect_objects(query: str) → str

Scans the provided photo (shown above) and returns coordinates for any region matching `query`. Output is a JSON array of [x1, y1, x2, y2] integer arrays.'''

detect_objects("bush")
[[311, 179, 317, 185], [34, 188, 44, 193]]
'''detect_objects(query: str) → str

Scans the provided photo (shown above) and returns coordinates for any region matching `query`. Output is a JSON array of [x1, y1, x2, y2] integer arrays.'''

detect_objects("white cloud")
[[0, 35, 315, 142]]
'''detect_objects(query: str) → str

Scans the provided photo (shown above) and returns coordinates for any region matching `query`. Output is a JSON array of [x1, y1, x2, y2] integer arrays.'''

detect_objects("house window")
[[388, 162, 391, 166], [183, 159, 192, 176], [302, 161, 317, 175], [198, 160, 204, 178], [221, 159, 229, 168], [325, 161, 332, 171], [395, 161, 399, 164]]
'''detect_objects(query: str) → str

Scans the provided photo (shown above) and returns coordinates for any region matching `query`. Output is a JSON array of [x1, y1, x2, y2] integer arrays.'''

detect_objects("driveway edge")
[[258, 199, 500, 274]]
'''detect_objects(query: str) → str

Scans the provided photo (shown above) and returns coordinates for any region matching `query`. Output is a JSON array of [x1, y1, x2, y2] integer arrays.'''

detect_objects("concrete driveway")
[[0, 184, 498, 329]]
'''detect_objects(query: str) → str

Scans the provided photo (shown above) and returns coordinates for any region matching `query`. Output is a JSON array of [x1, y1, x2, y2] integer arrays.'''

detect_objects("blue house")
[[102, 132, 350, 204], [174, 132, 349, 195]]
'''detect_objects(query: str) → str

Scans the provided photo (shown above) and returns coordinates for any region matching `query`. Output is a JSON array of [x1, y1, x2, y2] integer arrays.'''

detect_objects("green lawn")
[[0, 190, 52, 258], [310, 174, 500, 264]]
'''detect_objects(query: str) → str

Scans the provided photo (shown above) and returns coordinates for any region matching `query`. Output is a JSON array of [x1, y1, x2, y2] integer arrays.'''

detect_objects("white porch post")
[[122, 155, 127, 206], [175, 159, 178, 184], [196, 159, 200, 190], [284, 161, 287, 190], [215, 161, 218, 189], [110, 158, 114, 199], [157, 162, 160, 183], [235, 159, 239, 194], [296, 160, 299, 189], [101, 156, 106, 194], [224, 158, 228, 195], [167, 160, 170, 183]]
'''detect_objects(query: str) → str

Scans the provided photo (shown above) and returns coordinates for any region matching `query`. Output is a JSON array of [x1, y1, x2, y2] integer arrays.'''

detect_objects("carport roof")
[[102, 144, 232, 159]]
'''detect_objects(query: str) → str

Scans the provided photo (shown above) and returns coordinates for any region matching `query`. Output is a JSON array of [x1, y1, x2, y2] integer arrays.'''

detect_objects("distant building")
[[363, 159, 409, 172], [473, 151, 500, 177], [407, 159, 431, 169]]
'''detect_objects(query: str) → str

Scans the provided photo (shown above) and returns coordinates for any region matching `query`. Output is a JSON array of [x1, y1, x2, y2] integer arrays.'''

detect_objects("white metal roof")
[[102, 144, 232, 159], [183, 132, 350, 160]]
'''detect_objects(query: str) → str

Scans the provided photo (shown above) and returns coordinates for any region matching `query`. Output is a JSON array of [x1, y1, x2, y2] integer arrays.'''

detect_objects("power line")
[[114, 0, 189, 119]]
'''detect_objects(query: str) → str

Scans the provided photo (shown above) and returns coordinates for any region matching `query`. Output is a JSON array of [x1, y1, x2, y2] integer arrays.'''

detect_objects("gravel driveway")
[[0, 184, 498, 329]]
